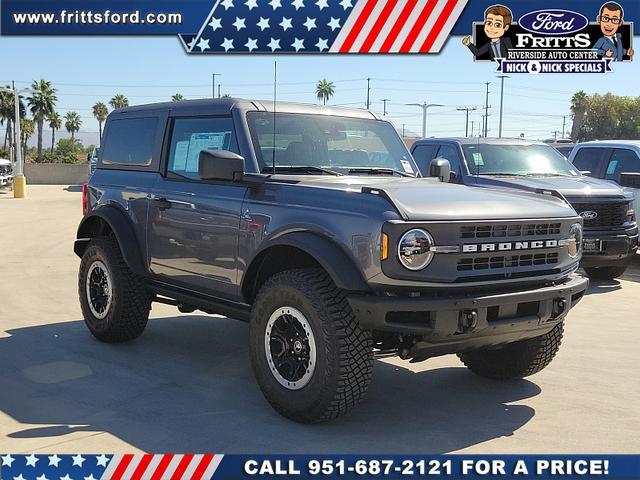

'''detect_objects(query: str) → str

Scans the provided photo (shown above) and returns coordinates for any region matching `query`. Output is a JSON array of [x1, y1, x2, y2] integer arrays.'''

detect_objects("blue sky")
[[1, 34, 638, 145]]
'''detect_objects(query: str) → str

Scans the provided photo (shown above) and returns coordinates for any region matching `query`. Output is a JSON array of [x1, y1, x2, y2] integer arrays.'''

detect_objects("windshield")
[[462, 143, 581, 176], [247, 112, 417, 176]]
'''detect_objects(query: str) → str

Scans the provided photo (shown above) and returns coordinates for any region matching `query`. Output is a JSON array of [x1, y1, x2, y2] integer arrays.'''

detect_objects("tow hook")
[[458, 309, 478, 334], [552, 298, 567, 319]]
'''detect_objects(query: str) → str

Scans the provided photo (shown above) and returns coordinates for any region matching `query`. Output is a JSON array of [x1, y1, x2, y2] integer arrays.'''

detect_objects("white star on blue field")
[[191, 0, 353, 53]]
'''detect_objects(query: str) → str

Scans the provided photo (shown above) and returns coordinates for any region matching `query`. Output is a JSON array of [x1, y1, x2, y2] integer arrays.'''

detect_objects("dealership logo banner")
[[3, 454, 640, 479], [1, 0, 638, 56]]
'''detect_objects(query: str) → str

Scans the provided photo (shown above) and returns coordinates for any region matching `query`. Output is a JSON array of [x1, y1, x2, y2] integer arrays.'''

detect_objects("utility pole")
[[406, 102, 444, 138], [562, 115, 567, 139], [402, 124, 406, 138], [218, 84, 221, 98], [366, 77, 371, 110], [497, 75, 509, 138], [551, 130, 560, 141], [457, 106, 478, 137], [483, 82, 491, 137], [212, 73, 221, 99], [381, 99, 390, 116], [471, 121, 476, 137]]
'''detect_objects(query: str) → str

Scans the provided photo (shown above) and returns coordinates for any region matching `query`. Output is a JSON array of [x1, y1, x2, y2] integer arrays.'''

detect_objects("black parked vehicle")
[[411, 138, 638, 280], [75, 99, 588, 423]]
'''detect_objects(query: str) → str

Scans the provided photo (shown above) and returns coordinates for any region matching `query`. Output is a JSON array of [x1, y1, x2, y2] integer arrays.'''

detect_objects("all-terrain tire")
[[584, 265, 628, 280], [249, 268, 373, 423], [458, 322, 564, 380], [78, 235, 151, 343]]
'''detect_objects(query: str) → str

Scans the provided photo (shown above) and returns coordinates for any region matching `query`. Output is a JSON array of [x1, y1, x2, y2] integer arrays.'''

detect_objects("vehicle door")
[[603, 148, 640, 214], [147, 116, 248, 299], [410, 144, 438, 176], [434, 144, 463, 183], [571, 147, 611, 177]]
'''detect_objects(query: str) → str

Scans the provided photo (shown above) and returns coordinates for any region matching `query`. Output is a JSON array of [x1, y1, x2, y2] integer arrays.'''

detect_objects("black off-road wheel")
[[584, 265, 628, 281], [78, 235, 151, 343], [458, 322, 564, 380], [249, 268, 373, 423]]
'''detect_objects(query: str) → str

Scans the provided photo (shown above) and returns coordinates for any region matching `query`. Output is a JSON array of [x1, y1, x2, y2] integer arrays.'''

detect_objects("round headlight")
[[567, 223, 583, 258], [398, 229, 434, 270]]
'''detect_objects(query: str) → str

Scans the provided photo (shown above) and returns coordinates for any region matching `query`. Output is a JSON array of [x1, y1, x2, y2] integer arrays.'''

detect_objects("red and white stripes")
[[330, 0, 468, 53], [100, 454, 224, 480]]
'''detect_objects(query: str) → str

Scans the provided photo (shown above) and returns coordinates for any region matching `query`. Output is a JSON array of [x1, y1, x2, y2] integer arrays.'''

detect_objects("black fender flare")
[[74, 206, 147, 276], [243, 231, 371, 297]]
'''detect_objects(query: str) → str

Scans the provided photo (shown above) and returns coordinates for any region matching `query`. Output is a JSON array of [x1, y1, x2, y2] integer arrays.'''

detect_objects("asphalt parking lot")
[[1, 185, 639, 454]]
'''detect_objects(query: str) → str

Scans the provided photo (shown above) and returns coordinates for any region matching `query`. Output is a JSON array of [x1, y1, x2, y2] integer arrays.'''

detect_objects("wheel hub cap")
[[86, 260, 112, 320], [265, 306, 316, 390]]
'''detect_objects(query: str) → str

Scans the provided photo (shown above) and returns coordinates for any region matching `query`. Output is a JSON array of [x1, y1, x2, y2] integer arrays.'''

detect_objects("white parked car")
[[0, 159, 13, 187]]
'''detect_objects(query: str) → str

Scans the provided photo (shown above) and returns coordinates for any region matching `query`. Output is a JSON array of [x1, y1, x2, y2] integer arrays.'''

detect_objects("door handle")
[[151, 197, 172, 210]]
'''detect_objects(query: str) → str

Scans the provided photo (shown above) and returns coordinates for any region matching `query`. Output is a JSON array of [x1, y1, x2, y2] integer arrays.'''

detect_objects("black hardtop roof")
[[110, 97, 382, 120], [413, 137, 549, 147]]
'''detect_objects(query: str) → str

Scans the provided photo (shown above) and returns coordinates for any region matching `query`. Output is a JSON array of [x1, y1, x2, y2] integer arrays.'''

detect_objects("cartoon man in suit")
[[594, 2, 634, 61], [463, 5, 513, 61]]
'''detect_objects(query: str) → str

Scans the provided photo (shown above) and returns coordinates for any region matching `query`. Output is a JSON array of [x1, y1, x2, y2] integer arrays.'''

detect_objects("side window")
[[435, 144, 462, 180], [410, 144, 437, 175], [167, 117, 238, 180], [605, 149, 640, 182], [572, 148, 609, 176], [101, 117, 158, 166]]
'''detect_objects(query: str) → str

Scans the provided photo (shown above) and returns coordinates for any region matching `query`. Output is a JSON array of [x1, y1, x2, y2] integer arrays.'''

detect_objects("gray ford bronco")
[[75, 99, 588, 423]]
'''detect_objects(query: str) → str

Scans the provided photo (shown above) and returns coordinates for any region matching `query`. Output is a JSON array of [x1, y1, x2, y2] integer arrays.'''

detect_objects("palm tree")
[[570, 91, 589, 142], [28, 79, 58, 161], [171, 93, 184, 102], [47, 112, 62, 152], [315, 79, 335, 105], [64, 112, 82, 143], [92, 102, 109, 145], [1, 87, 26, 151], [109, 94, 129, 110], [20, 118, 34, 159]]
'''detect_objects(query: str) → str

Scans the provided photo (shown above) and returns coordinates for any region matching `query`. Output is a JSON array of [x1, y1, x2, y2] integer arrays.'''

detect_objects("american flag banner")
[[179, 0, 468, 54], [0, 454, 224, 480]]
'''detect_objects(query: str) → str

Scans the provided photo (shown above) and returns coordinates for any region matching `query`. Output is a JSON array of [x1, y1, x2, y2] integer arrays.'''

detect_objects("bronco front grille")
[[457, 252, 559, 271], [460, 223, 561, 239], [570, 201, 627, 228]]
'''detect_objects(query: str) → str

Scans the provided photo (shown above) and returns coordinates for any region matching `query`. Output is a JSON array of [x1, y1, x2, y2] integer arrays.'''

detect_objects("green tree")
[[109, 94, 129, 110], [315, 79, 335, 105], [577, 93, 640, 141], [92, 102, 109, 145], [570, 91, 589, 142], [171, 93, 184, 102], [64, 111, 82, 143], [1, 87, 26, 151], [20, 118, 34, 159], [28, 79, 58, 161], [47, 112, 62, 153]]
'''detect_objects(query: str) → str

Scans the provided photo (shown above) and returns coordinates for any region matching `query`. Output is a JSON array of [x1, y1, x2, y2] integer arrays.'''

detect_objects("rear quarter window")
[[101, 117, 159, 167]]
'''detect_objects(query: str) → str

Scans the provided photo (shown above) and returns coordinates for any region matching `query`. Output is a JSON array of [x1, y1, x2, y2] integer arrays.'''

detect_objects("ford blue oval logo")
[[519, 9, 589, 36], [579, 211, 598, 220]]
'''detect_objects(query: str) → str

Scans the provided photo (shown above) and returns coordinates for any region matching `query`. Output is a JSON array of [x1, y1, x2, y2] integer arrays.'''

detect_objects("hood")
[[289, 175, 576, 221], [472, 174, 627, 199]]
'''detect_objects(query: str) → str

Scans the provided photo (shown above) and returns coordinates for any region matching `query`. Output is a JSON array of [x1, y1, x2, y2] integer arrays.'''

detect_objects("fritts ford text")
[[11, 10, 182, 25]]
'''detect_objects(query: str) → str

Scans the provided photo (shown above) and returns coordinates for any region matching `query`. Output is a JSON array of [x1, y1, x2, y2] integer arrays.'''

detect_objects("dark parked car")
[[411, 138, 638, 280], [75, 99, 587, 423], [569, 141, 640, 218], [550, 143, 575, 158]]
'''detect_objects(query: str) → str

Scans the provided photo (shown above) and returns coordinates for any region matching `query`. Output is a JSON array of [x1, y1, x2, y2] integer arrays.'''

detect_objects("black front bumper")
[[580, 226, 638, 267], [348, 275, 588, 360]]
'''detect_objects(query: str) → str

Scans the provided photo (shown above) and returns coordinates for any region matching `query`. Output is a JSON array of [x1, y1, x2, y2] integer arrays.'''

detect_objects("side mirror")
[[619, 172, 640, 188], [199, 149, 245, 181], [429, 158, 452, 183], [580, 170, 592, 176]]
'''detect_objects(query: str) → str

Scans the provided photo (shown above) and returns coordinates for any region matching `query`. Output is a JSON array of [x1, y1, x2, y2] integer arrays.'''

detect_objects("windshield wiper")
[[523, 173, 570, 177], [262, 166, 343, 176], [348, 168, 413, 177]]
